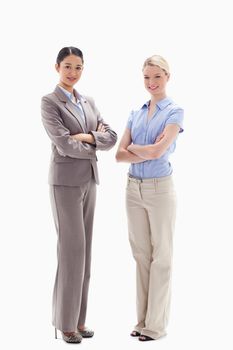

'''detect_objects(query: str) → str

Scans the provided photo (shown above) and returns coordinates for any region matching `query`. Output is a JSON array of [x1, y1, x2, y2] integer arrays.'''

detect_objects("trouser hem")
[[141, 328, 167, 340]]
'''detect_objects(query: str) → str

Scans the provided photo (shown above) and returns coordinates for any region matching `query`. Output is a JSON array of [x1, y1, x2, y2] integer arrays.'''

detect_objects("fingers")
[[97, 123, 106, 133]]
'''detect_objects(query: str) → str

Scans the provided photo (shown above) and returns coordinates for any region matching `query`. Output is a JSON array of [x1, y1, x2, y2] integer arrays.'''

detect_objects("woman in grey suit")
[[41, 47, 117, 344]]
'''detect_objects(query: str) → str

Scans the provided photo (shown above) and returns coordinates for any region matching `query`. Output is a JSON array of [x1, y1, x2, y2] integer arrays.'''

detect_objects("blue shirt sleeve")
[[126, 110, 134, 130], [165, 108, 184, 133]]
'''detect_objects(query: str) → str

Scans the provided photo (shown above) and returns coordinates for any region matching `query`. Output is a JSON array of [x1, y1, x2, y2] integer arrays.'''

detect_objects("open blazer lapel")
[[54, 86, 87, 132], [79, 96, 96, 132]]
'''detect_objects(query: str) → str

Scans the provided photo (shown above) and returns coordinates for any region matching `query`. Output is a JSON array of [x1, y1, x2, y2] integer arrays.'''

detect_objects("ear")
[[166, 73, 170, 81], [55, 63, 59, 73]]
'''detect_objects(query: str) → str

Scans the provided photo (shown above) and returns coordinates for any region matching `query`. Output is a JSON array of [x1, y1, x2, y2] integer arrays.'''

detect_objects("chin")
[[67, 80, 75, 85]]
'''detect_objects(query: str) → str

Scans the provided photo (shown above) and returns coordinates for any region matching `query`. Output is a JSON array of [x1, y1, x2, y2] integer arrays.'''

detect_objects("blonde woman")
[[116, 55, 184, 341]]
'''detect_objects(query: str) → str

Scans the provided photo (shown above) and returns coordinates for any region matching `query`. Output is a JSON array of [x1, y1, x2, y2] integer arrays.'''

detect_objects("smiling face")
[[55, 54, 83, 92], [143, 64, 169, 99]]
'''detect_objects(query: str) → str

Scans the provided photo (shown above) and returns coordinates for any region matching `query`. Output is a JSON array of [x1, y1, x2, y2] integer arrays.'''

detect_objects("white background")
[[0, 0, 233, 349]]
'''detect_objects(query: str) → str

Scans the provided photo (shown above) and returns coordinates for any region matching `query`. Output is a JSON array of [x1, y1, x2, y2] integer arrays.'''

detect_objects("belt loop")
[[139, 181, 142, 199], [153, 177, 157, 191]]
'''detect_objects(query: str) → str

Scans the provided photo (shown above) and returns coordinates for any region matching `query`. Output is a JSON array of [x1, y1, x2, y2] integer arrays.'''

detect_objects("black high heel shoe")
[[130, 330, 140, 337], [139, 335, 154, 341]]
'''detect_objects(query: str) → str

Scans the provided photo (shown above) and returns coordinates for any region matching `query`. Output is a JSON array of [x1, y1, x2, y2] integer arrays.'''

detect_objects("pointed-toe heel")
[[78, 327, 94, 338], [54, 328, 82, 343], [62, 332, 82, 343]]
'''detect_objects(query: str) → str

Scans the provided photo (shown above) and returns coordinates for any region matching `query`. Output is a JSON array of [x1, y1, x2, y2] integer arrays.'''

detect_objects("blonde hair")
[[143, 55, 170, 75]]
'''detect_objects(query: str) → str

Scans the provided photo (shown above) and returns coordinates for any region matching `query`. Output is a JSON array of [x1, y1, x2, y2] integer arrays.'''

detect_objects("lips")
[[149, 86, 158, 91]]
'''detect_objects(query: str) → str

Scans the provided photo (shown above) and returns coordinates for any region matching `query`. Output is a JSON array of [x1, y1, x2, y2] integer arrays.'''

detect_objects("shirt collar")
[[58, 85, 83, 103], [142, 96, 173, 110]]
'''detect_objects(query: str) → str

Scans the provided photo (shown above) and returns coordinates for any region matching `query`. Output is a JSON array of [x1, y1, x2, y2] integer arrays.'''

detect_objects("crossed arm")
[[71, 96, 117, 151], [42, 96, 116, 159], [70, 123, 106, 144], [115, 124, 180, 163]]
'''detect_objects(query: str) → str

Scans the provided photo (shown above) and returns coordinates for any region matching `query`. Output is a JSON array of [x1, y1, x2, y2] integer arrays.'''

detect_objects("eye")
[[144, 76, 149, 79], [65, 65, 71, 69], [155, 75, 161, 78], [76, 66, 82, 71]]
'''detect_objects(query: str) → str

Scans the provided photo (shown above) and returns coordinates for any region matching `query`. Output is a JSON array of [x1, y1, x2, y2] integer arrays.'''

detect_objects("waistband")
[[128, 174, 172, 183]]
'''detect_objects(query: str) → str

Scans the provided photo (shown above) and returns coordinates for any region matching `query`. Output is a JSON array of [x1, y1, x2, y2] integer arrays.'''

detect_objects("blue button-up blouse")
[[127, 97, 184, 178]]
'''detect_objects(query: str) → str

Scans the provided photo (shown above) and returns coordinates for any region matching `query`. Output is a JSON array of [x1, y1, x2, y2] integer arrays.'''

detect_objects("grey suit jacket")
[[41, 86, 117, 186]]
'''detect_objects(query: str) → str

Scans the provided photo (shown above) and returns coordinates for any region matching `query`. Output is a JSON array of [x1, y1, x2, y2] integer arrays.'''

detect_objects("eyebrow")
[[144, 74, 161, 77], [64, 63, 83, 67]]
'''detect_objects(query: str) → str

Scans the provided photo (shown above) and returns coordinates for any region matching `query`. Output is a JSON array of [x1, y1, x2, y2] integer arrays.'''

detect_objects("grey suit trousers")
[[49, 177, 96, 332]]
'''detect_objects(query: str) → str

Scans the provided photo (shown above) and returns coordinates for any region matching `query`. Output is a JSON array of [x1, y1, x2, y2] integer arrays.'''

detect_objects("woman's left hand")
[[97, 123, 106, 133]]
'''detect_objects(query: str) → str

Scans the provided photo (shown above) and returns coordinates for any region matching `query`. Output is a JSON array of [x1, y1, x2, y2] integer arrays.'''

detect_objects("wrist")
[[88, 134, 95, 144], [87, 132, 95, 144], [127, 145, 134, 152]]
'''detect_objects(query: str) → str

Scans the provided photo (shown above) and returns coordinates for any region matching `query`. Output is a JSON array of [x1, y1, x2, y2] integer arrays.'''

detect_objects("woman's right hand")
[[70, 133, 95, 144]]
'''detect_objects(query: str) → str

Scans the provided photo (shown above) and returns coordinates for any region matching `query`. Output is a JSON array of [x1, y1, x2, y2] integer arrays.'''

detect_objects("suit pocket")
[[54, 155, 74, 163]]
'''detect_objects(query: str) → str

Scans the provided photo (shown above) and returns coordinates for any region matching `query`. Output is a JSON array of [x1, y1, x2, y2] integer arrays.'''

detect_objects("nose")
[[149, 83, 155, 87], [70, 68, 78, 76]]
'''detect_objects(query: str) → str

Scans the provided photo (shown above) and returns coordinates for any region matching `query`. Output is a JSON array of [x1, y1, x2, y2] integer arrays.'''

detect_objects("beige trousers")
[[126, 175, 176, 340]]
